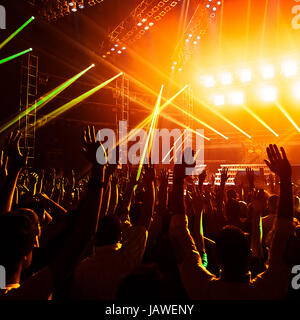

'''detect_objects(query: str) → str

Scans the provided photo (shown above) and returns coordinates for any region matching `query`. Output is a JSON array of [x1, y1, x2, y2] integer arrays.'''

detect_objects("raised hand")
[[197, 169, 207, 191], [264, 144, 291, 181], [246, 167, 255, 188], [82, 126, 107, 166], [5, 130, 28, 171], [220, 167, 229, 186]]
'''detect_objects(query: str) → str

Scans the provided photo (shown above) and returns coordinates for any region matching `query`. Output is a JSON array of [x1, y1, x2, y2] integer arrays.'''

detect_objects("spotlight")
[[137, 22, 142, 26], [173, 62, 177, 65], [229, 91, 244, 105], [259, 85, 277, 102], [188, 34, 192, 38], [114, 44, 119, 47], [212, 7, 217, 11], [220, 72, 233, 85], [239, 69, 252, 83], [261, 64, 275, 79], [178, 68, 182, 72], [213, 94, 225, 106], [145, 26, 149, 30], [185, 39, 190, 43], [122, 47, 126, 50], [292, 81, 300, 99], [68, 1, 74, 6], [117, 50, 122, 54], [149, 22, 154, 26], [193, 41, 197, 45], [71, 3, 77, 12], [206, 4, 211, 8], [281, 60, 297, 77], [197, 36, 201, 40], [171, 66, 175, 70], [203, 75, 215, 88], [111, 48, 115, 51], [142, 18, 147, 22]]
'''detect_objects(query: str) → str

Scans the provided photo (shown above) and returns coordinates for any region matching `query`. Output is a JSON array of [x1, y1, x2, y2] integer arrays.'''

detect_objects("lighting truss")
[[26, 0, 105, 22], [101, 0, 182, 60], [171, 0, 222, 71]]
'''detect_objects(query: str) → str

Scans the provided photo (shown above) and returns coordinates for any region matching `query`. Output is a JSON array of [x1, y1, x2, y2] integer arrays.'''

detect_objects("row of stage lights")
[[199, 59, 298, 88], [102, 18, 155, 59], [210, 82, 300, 107], [102, 43, 127, 59], [40, 0, 104, 22], [206, 0, 222, 14], [196, 58, 300, 106]]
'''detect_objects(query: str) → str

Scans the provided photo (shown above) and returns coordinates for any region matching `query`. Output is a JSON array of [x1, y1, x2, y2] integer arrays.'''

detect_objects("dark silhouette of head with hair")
[[216, 225, 251, 282], [95, 215, 121, 247]]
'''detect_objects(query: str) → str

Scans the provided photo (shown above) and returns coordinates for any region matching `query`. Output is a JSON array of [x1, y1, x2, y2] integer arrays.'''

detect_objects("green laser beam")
[[0, 64, 95, 134], [36, 72, 123, 129], [136, 85, 164, 184], [0, 48, 32, 65], [0, 16, 35, 50]]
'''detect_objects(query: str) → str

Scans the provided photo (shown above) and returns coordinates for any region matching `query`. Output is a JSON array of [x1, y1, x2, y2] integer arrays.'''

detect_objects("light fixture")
[[259, 85, 277, 102], [281, 60, 297, 77], [261, 64, 275, 79], [229, 91, 244, 105], [239, 68, 252, 83], [213, 94, 225, 106], [220, 72, 233, 85]]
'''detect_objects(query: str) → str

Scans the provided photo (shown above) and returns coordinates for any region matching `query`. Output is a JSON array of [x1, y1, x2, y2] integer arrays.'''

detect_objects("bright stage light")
[[213, 94, 225, 106], [292, 81, 300, 99], [203, 75, 215, 87], [281, 60, 297, 77], [259, 85, 277, 102], [117, 50, 122, 54], [189, 34, 193, 38], [144, 26, 149, 30], [149, 22, 154, 26], [185, 39, 190, 43], [229, 91, 244, 105], [137, 22, 142, 26], [239, 69, 252, 83], [220, 72, 233, 85], [261, 65, 275, 79]]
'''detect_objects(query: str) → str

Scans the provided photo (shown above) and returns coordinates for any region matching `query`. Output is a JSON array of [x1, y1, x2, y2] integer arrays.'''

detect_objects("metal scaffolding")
[[19, 53, 39, 168]]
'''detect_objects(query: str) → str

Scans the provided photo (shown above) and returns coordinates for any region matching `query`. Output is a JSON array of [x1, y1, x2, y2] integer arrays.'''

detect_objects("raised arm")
[[0, 131, 28, 214]]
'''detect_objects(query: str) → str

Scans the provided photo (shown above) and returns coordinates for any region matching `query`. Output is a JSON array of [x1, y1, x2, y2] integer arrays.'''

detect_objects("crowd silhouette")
[[0, 126, 299, 300]]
